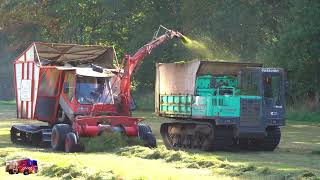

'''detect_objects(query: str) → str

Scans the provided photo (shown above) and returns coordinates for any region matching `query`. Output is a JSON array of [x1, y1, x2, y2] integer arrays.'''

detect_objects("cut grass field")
[[0, 102, 319, 179]]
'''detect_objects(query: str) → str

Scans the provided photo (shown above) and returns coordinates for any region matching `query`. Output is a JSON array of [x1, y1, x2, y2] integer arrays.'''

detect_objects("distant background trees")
[[0, 0, 319, 110]]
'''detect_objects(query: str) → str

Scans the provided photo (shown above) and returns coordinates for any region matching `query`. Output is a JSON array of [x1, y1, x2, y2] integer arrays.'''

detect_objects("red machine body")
[[12, 26, 182, 151]]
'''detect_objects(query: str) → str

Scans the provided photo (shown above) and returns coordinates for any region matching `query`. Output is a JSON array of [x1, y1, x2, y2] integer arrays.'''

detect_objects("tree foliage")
[[262, 0, 320, 107], [0, 0, 319, 108]]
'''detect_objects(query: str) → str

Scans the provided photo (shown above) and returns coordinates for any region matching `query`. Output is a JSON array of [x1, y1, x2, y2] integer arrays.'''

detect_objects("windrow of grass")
[[0, 135, 319, 180], [116, 146, 320, 180], [62, 129, 320, 180], [0, 150, 119, 180], [39, 164, 116, 180]]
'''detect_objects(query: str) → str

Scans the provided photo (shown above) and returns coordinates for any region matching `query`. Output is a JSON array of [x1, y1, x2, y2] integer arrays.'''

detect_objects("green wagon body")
[[155, 61, 264, 122]]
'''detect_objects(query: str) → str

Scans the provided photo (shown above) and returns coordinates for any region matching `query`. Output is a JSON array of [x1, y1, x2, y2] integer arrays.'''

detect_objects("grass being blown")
[[81, 132, 144, 152], [181, 35, 215, 59]]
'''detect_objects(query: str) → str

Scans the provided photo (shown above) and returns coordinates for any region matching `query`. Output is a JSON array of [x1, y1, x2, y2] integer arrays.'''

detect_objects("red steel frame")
[[13, 61, 18, 118]]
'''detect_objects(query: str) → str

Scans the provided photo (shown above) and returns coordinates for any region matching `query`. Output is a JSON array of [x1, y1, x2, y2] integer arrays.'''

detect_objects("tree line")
[[0, 0, 319, 110]]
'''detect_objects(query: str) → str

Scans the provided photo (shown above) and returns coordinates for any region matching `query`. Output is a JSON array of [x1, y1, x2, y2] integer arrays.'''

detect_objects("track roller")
[[160, 122, 235, 151]]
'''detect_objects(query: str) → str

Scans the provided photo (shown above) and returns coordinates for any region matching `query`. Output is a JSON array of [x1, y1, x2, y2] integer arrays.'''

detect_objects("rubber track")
[[161, 123, 235, 151], [209, 126, 234, 151], [10, 125, 52, 147], [261, 126, 281, 151]]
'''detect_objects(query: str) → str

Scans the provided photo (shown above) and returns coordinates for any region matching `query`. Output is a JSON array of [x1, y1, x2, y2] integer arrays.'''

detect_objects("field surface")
[[0, 102, 319, 180]]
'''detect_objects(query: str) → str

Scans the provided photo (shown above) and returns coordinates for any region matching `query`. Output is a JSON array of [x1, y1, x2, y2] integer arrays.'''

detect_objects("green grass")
[[286, 103, 320, 123], [0, 100, 16, 105], [0, 103, 320, 179], [287, 111, 320, 123]]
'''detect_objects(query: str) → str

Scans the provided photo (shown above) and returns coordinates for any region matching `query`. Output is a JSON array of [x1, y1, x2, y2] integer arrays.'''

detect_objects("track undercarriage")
[[160, 121, 234, 151], [10, 120, 157, 152], [160, 121, 281, 151], [10, 125, 52, 147]]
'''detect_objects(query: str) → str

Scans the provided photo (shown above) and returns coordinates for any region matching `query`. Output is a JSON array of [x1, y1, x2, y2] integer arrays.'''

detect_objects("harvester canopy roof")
[[56, 67, 116, 77], [17, 42, 115, 68]]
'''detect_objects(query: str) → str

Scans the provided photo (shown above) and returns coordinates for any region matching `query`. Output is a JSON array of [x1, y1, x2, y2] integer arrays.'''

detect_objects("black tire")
[[76, 142, 85, 152], [8, 170, 13, 174], [65, 132, 78, 153], [23, 170, 29, 175], [138, 124, 157, 148], [51, 124, 72, 151], [10, 126, 17, 143], [261, 126, 281, 151]]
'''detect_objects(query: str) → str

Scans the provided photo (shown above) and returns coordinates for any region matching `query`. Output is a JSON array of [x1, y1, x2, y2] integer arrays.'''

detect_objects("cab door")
[[238, 68, 264, 132], [59, 71, 77, 121], [34, 68, 62, 123], [262, 68, 285, 126]]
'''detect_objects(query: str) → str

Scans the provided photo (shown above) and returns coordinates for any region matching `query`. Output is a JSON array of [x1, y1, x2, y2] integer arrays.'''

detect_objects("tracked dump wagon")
[[156, 61, 286, 151], [12, 26, 183, 152]]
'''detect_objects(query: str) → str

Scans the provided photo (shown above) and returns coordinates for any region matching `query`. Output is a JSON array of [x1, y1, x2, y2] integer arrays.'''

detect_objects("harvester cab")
[[58, 67, 118, 123]]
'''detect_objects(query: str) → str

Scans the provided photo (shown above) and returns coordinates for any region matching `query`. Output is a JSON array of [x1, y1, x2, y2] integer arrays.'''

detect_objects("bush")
[[132, 91, 154, 111]]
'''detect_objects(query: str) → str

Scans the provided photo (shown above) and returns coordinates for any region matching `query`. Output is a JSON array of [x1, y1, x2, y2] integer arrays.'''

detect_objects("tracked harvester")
[[11, 26, 183, 152], [156, 61, 286, 151]]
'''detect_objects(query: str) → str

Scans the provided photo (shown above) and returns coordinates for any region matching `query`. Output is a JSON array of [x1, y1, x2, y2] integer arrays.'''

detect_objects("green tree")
[[263, 0, 320, 109]]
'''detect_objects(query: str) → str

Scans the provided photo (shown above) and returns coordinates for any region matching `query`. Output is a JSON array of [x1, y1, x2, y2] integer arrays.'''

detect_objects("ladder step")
[[41, 129, 52, 143]]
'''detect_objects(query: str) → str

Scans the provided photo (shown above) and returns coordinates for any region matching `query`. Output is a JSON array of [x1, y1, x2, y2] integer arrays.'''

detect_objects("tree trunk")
[[315, 91, 319, 110]]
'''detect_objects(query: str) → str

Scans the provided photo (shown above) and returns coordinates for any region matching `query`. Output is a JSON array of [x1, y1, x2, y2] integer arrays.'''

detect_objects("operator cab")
[[239, 67, 285, 126], [62, 68, 115, 105], [60, 67, 118, 120]]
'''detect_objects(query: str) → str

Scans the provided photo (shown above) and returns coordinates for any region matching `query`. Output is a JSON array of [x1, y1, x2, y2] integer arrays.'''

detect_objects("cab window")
[[240, 71, 260, 96], [64, 72, 75, 101], [263, 75, 281, 106]]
